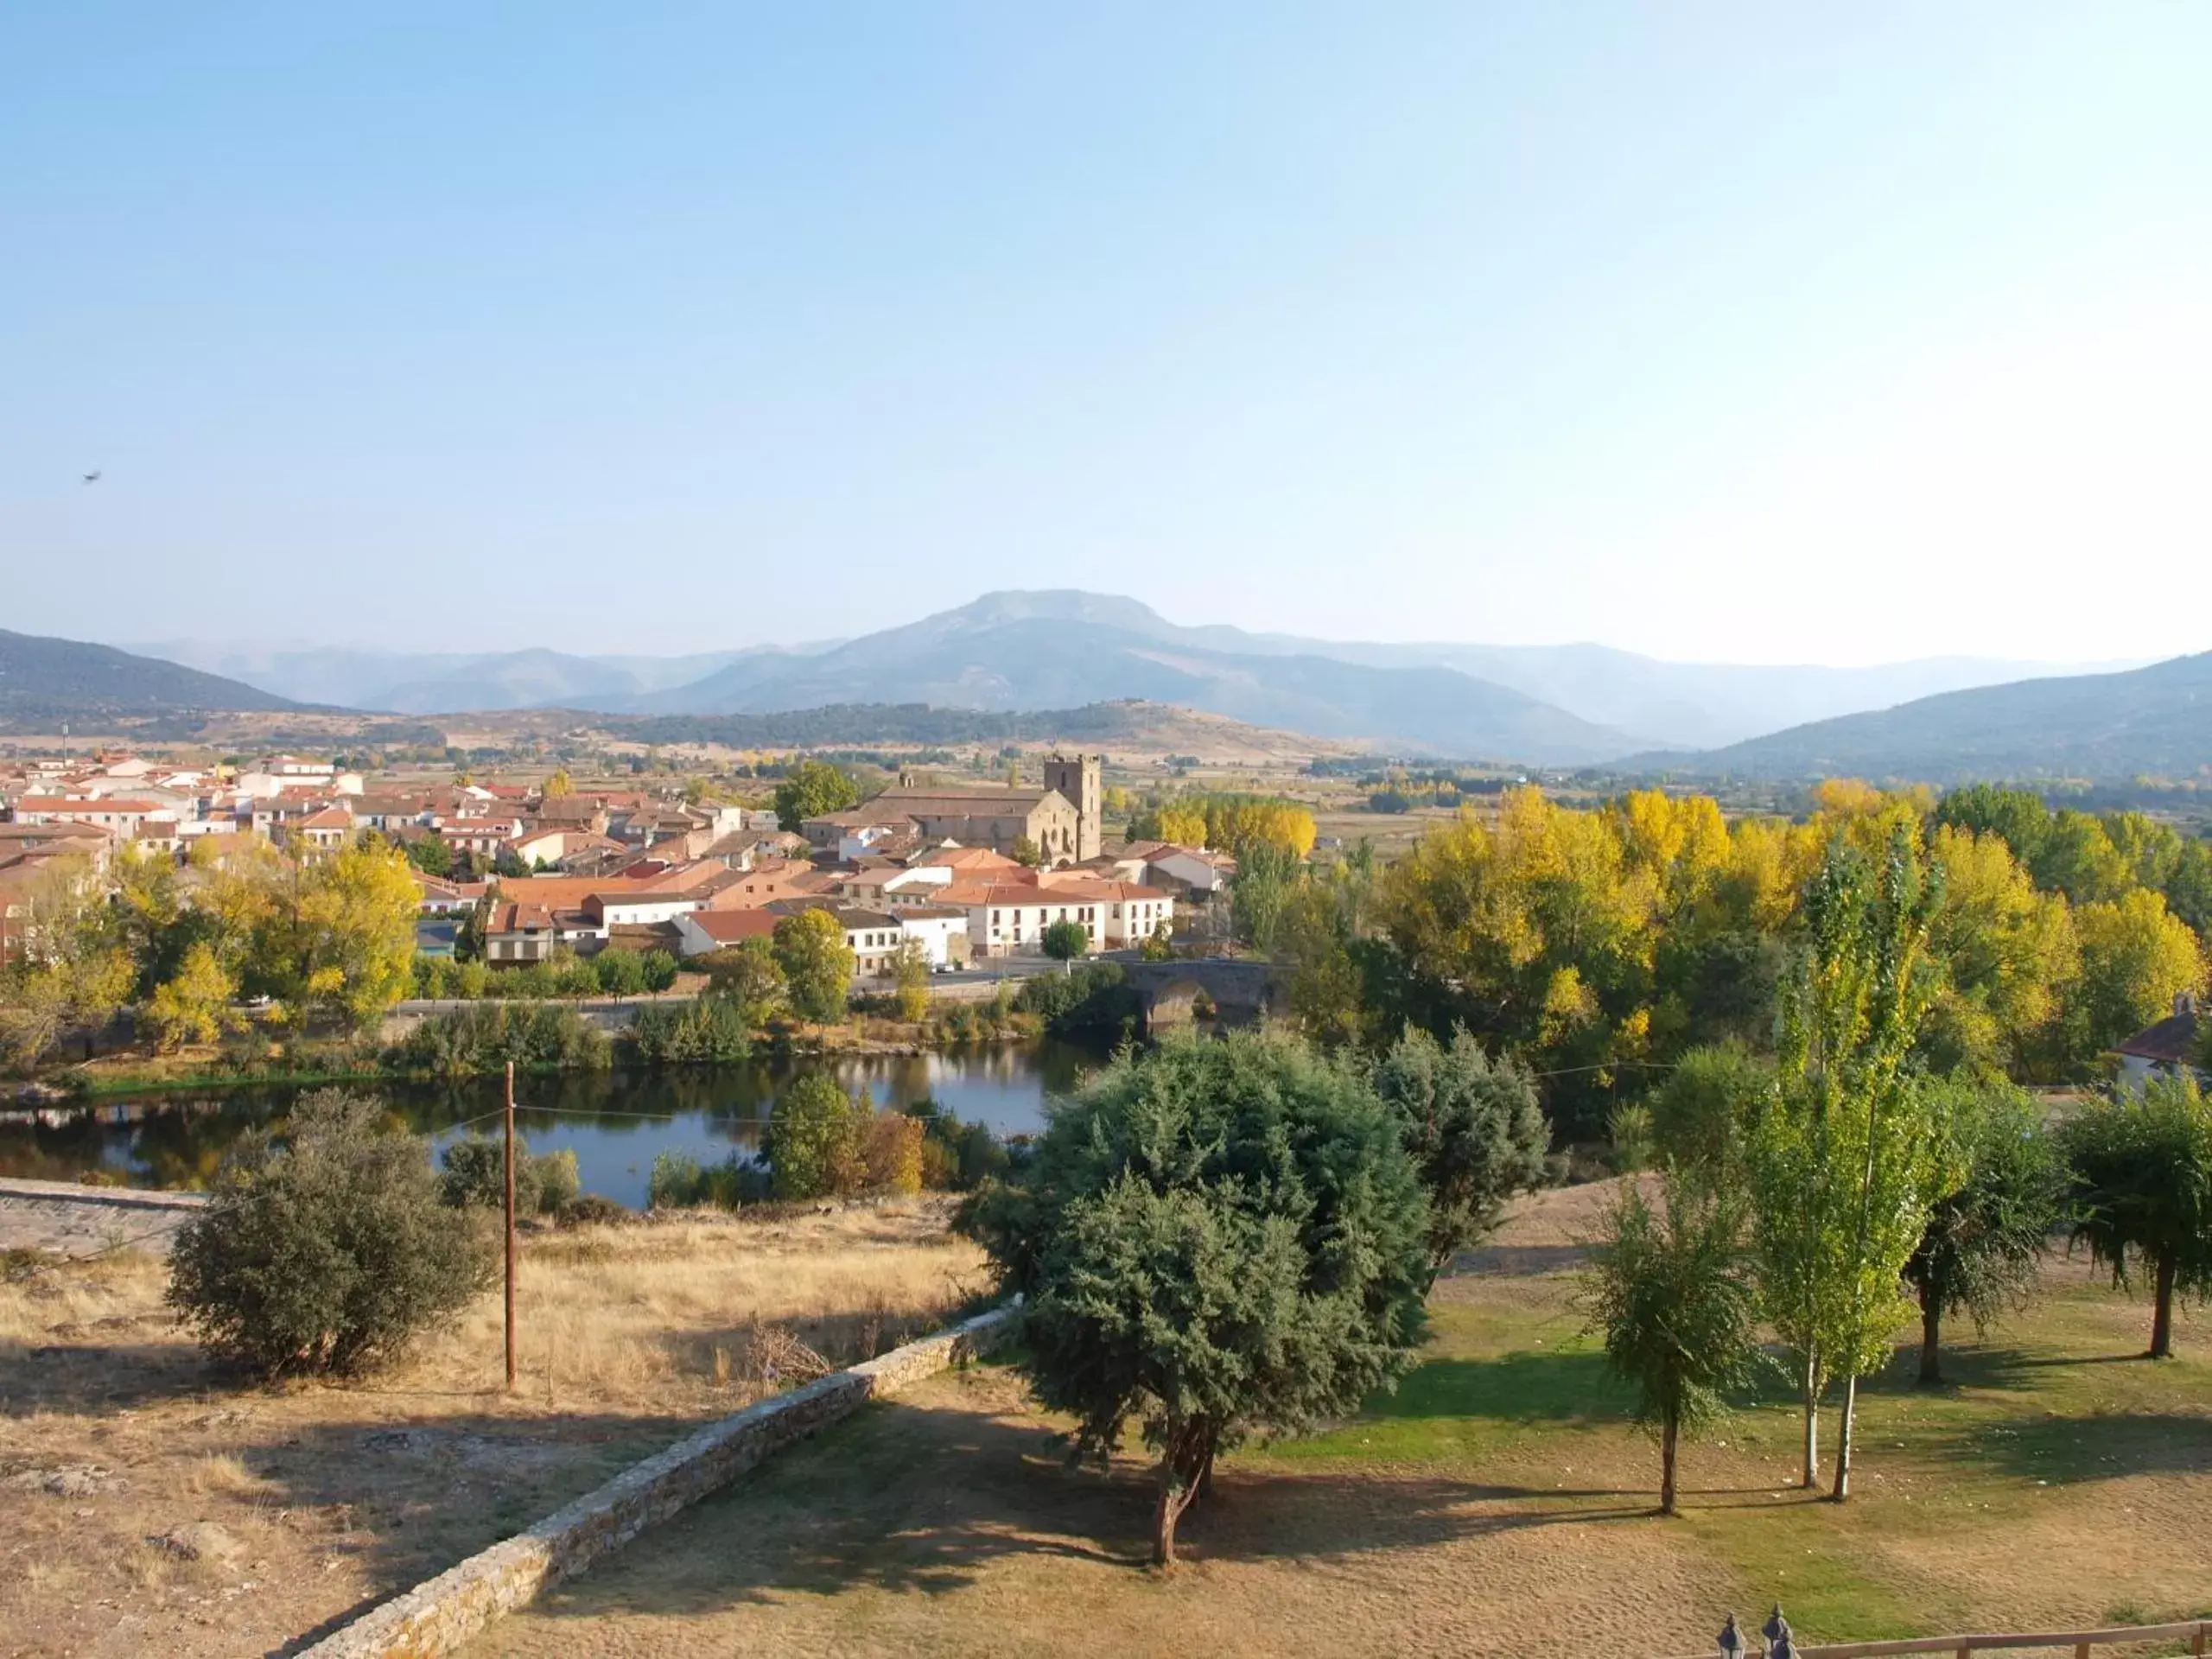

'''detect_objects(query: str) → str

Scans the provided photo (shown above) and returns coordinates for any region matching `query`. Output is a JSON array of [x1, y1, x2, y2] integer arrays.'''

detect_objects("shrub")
[[627, 995, 752, 1065], [646, 1147, 766, 1211], [864, 1111, 925, 1195], [908, 1100, 1009, 1190], [535, 1147, 582, 1214], [385, 1003, 612, 1077], [437, 1134, 583, 1219], [647, 1150, 704, 1210], [768, 1075, 867, 1199], [167, 1090, 493, 1378], [1014, 962, 1138, 1034], [1645, 1043, 1772, 1180], [593, 950, 647, 999], [556, 1192, 632, 1227]]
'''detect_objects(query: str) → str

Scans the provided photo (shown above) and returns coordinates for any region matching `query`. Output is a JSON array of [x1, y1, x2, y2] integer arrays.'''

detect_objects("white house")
[[586, 890, 707, 928], [896, 906, 970, 969]]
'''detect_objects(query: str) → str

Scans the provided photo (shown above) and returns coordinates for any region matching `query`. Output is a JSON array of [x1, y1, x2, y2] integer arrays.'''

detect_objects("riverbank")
[[0, 1041, 1106, 1203], [11, 1008, 1051, 1103]]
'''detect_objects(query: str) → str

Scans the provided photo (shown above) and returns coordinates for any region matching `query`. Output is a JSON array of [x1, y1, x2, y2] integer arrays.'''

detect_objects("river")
[[0, 1040, 1110, 1210]]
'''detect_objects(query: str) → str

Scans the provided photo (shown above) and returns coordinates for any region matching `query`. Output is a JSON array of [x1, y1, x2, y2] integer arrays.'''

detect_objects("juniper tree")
[[964, 1031, 1431, 1565]]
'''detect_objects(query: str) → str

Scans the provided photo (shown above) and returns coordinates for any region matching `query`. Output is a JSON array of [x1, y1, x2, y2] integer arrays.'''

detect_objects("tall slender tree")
[[1745, 828, 1956, 1498]]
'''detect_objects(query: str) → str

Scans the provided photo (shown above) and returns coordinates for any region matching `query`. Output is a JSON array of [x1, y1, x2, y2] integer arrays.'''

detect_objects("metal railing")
[[1711, 1606, 2211, 1659]]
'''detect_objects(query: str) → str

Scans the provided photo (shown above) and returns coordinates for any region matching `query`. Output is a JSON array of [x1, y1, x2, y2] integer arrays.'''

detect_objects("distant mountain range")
[[0, 629, 299, 727], [121, 642, 777, 717], [1639, 652, 2212, 784], [127, 589, 2120, 764]]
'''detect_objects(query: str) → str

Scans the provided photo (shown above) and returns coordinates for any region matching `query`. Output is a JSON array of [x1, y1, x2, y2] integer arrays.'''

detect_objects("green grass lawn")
[[1255, 1266, 2212, 1641], [469, 1216, 2212, 1658]]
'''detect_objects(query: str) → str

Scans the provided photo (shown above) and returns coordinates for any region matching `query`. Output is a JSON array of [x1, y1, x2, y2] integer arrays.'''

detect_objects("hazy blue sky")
[[3, 4, 2207, 664]]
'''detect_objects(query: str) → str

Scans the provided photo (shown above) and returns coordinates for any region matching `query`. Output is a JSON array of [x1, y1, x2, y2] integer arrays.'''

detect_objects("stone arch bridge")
[[1123, 957, 1287, 1031]]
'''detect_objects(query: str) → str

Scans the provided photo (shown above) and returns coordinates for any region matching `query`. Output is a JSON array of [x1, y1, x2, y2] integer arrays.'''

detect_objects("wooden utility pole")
[[504, 1060, 518, 1392]]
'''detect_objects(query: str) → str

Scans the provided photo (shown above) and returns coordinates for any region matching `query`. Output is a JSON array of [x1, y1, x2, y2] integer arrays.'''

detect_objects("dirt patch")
[[0, 1198, 984, 1658]]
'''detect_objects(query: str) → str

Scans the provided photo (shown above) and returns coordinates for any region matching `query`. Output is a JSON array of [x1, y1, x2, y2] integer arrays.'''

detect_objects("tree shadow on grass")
[[1924, 1409, 2212, 1486], [514, 1382, 1676, 1629]]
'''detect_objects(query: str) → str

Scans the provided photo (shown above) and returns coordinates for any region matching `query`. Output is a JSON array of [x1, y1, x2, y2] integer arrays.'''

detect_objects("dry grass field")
[[467, 1182, 2212, 1659], [0, 1200, 986, 1658]]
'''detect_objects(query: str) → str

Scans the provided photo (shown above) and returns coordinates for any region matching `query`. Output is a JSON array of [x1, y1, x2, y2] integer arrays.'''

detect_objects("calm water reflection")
[[0, 1040, 1108, 1210]]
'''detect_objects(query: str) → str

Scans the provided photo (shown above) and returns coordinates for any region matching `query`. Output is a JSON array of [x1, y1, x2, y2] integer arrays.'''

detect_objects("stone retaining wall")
[[296, 1303, 1016, 1659], [0, 1177, 207, 1257]]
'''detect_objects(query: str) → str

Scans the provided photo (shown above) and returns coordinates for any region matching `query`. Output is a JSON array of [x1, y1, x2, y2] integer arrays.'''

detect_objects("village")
[[0, 747, 1228, 995]]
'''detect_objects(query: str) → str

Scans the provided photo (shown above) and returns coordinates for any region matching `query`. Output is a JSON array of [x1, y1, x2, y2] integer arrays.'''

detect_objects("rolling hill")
[[1639, 652, 2212, 783], [0, 629, 301, 725]]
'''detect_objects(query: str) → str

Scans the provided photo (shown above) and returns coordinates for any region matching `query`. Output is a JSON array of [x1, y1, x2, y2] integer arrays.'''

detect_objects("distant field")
[[467, 1181, 2212, 1658]]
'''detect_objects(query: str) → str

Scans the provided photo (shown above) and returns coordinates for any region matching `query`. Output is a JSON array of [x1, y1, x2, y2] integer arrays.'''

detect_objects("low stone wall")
[[0, 1176, 206, 1257], [297, 1303, 1016, 1659]]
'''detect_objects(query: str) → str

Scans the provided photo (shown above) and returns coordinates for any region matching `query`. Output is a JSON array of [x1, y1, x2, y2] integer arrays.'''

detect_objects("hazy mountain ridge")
[[0, 630, 301, 726], [624, 602, 1639, 764], [1631, 652, 2212, 784], [123, 642, 765, 714]]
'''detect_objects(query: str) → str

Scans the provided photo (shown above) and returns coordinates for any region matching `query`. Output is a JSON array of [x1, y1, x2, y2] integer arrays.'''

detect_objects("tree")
[[639, 950, 679, 993], [167, 1090, 493, 1377], [402, 836, 453, 878], [1744, 830, 1956, 1499], [543, 768, 574, 798], [1011, 835, 1043, 868], [0, 853, 137, 1064], [769, 1074, 867, 1199], [772, 908, 855, 1023], [703, 937, 786, 1021], [964, 1031, 1432, 1565], [1904, 1086, 2068, 1382], [493, 844, 531, 880], [144, 942, 239, 1052], [1933, 785, 2051, 871], [2062, 1076, 2212, 1358], [1231, 840, 1300, 955], [1923, 825, 2077, 1077], [772, 759, 860, 832], [1582, 1178, 1763, 1514], [2069, 889, 2204, 1058], [454, 895, 491, 963], [1041, 918, 1090, 968], [1645, 1043, 1771, 1181], [2031, 810, 2133, 906], [891, 940, 931, 1022], [1140, 919, 1175, 962], [1372, 1026, 1548, 1269], [593, 948, 646, 1001]]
